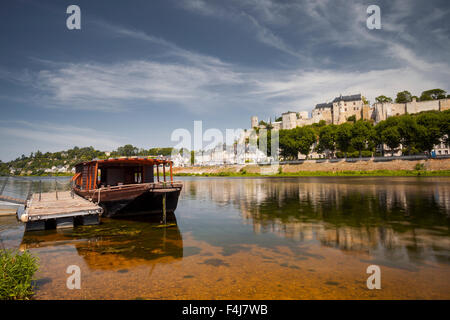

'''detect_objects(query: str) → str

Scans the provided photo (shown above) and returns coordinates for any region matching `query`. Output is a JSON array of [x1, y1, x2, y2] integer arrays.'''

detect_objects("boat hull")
[[73, 183, 182, 217]]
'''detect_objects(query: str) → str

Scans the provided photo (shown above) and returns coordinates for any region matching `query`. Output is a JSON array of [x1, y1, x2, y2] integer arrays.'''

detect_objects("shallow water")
[[1, 176, 449, 299]]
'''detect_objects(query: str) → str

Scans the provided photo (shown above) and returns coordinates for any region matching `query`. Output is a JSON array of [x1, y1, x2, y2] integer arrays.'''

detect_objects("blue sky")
[[0, 0, 449, 161]]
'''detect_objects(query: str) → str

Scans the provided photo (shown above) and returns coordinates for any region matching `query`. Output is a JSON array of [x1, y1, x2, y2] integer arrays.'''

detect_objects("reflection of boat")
[[20, 215, 183, 271], [72, 158, 182, 217]]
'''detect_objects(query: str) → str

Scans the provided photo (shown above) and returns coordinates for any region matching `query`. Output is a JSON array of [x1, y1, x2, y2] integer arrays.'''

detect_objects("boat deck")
[[23, 191, 102, 231]]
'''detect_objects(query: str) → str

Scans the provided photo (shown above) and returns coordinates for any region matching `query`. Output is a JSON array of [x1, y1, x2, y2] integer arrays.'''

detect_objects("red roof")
[[75, 157, 172, 167]]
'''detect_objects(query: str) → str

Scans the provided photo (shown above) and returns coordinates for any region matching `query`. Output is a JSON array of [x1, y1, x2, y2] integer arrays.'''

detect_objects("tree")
[[296, 126, 316, 159], [279, 129, 300, 160], [381, 126, 401, 156], [336, 123, 353, 158], [375, 116, 400, 156], [441, 110, 450, 146], [397, 115, 419, 154], [362, 96, 370, 105], [115, 144, 139, 156], [375, 95, 393, 103], [347, 115, 356, 123], [419, 89, 446, 101], [395, 91, 412, 103], [415, 112, 443, 154], [351, 121, 374, 157], [317, 124, 337, 158]]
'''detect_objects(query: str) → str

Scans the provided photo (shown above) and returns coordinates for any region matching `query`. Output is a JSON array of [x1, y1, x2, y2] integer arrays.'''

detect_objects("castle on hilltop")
[[251, 94, 450, 130]]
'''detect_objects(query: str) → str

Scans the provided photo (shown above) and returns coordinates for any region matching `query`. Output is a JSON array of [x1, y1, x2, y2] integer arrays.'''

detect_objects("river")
[[0, 176, 449, 299]]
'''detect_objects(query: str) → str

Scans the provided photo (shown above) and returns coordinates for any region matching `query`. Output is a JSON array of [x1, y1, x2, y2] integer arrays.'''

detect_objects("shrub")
[[414, 163, 425, 171], [0, 249, 39, 300]]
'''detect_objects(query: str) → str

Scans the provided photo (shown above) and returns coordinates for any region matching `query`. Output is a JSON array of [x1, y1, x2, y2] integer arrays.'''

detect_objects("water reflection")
[[1, 176, 449, 299], [181, 177, 450, 266], [20, 215, 183, 271]]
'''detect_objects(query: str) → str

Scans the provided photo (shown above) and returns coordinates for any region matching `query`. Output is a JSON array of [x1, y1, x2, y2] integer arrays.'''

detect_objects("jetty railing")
[[0, 176, 72, 205]]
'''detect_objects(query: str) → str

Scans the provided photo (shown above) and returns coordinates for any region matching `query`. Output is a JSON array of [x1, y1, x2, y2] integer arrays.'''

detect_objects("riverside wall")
[[172, 158, 450, 175]]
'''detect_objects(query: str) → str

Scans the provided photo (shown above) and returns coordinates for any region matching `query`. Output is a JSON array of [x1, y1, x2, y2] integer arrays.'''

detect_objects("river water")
[[0, 176, 449, 299]]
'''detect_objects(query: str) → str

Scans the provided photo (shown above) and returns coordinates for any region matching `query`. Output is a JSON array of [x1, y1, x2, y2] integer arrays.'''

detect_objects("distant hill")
[[0, 145, 174, 176]]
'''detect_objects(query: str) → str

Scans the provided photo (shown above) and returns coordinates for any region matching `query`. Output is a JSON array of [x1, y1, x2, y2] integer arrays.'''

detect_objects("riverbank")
[[173, 158, 450, 177], [174, 170, 450, 177]]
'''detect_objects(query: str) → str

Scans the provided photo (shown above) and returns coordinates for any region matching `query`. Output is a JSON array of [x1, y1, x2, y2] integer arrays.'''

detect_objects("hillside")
[[0, 145, 174, 176]]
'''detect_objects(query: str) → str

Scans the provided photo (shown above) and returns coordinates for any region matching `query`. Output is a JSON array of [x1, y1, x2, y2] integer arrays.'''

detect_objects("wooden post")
[[26, 181, 33, 200], [170, 162, 173, 183], [88, 165, 91, 190], [163, 164, 166, 182], [55, 178, 58, 200], [162, 192, 167, 225], [156, 164, 160, 182], [0, 176, 8, 195], [93, 162, 99, 189]]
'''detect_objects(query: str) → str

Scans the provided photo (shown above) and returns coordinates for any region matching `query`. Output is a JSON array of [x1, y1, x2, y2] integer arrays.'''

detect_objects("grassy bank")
[[0, 250, 39, 300], [174, 169, 450, 177]]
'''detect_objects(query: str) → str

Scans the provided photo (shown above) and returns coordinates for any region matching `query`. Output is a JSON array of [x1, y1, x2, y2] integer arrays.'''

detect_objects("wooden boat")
[[71, 158, 182, 217]]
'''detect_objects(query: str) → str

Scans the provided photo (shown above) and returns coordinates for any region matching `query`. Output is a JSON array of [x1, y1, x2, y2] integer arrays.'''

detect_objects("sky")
[[0, 0, 449, 161]]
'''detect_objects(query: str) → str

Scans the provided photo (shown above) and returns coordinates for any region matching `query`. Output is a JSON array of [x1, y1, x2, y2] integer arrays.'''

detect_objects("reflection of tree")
[[182, 178, 450, 264], [20, 216, 183, 271]]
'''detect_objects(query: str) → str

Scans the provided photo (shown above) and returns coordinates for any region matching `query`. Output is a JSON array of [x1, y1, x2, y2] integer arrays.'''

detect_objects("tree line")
[[0, 145, 177, 176], [276, 110, 450, 160], [375, 89, 448, 104]]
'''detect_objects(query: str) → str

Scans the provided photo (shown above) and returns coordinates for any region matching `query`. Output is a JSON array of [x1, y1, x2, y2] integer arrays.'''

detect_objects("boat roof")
[[75, 157, 172, 167]]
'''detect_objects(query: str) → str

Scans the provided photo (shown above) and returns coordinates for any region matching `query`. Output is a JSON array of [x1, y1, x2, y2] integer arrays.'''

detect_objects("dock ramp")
[[22, 191, 103, 231]]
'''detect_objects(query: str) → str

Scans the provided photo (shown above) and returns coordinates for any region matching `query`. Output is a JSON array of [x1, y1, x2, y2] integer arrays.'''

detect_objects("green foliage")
[[0, 249, 39, 300], [279, 126, 316, 159], [419, 89, 446, 101], [346, 115, 356, 123], [336, 123, 353, 157], [381, 126, 401, 155], [415, 112, 443, 153], [415, 163, 425, 171], [351, 120, 375, 157], [362, 96, 370, 105], [395, 90, 412, 103], [375, 95, 393, 103], [317, 124, 337, 156], [1, 144, 177, 176]]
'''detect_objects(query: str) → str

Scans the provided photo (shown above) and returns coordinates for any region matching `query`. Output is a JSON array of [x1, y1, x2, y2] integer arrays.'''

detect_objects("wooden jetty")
[[21, 191, 103, 231]]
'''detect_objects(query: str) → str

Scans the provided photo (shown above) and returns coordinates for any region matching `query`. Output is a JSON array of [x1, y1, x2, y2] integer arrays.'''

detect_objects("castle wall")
[[312, 108, 332, 124], [440, 98, 450, 111], [407, 100, 439, 114], [252, 98, 448, 132], [282, 112, 298, 130]]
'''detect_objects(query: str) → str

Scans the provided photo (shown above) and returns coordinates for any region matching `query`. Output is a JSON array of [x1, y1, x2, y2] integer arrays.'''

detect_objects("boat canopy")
[[73, 158, 174, 191]]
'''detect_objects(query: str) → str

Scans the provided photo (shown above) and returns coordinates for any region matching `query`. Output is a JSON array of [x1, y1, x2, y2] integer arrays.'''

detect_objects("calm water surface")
[[1, 176, 449, 299]]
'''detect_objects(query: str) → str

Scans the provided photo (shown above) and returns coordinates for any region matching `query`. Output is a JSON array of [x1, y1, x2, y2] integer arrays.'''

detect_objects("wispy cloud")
[[0, 120, 123, 154], [7, 20, 449, 117], [3, 1, 449, 119]]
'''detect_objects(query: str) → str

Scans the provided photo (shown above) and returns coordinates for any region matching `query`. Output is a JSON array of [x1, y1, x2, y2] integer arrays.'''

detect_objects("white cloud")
[[0, 120, 123, 153], [6, 3, 450, 118]]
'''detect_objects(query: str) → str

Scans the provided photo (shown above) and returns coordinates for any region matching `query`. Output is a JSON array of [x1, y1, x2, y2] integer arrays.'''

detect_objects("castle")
[[251, 94, 450, 130]]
